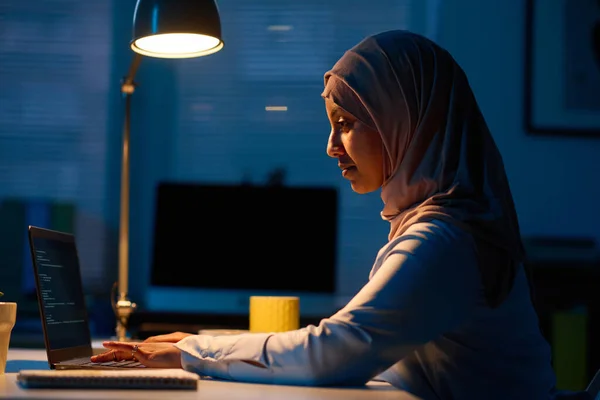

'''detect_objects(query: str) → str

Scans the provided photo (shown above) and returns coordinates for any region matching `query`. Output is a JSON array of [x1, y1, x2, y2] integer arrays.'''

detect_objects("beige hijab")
[[322, 30, 525, 308]]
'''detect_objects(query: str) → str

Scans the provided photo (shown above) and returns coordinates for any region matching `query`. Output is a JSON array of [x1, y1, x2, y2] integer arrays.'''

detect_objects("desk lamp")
[[112, 0, 224, 341]]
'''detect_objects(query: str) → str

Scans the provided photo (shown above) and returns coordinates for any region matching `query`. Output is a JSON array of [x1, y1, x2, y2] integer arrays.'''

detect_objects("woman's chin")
[[350, 182, 376, 194]]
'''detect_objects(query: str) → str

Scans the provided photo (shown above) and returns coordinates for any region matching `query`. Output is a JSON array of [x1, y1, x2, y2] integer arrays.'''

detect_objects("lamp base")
[[112, 284, 137, 342]]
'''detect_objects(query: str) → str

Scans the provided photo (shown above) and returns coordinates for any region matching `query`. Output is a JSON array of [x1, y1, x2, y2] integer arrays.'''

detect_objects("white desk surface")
[[1, 348, 420, 400]]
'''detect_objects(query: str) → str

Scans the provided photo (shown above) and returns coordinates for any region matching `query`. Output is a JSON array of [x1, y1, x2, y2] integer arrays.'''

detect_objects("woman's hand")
[[90, 341, 183, 369], [143, 331, 193, 343]]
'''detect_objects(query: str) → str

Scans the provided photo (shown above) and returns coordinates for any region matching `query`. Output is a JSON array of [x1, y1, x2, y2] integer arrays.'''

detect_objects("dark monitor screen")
[[150, 182, 338, 294]]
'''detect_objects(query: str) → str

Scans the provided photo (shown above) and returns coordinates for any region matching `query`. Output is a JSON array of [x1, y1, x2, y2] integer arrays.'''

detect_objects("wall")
[[434, 0, 600, 242]]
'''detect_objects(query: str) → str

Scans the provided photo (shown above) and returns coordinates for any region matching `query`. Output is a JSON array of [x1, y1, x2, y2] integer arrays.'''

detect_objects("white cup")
[[0, 302, 17, 374]]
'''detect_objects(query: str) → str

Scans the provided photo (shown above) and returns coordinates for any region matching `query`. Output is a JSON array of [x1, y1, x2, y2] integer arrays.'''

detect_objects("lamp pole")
[[113, 52, 143, 342], [112, 0, 224, 341]]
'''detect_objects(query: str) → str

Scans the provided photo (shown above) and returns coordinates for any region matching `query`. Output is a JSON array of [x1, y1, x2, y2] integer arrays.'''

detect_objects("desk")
[[1, 348, 420, 400]]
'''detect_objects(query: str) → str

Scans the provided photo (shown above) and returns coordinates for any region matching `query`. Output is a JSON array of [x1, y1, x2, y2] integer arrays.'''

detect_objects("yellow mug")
[[249, 296, 300, 333]]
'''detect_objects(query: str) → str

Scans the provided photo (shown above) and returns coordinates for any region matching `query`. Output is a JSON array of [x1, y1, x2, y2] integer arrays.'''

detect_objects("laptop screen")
[[29, 229, 91, 350]]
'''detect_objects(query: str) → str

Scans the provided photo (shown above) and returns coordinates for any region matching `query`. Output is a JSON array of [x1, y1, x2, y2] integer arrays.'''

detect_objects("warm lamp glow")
[[132, 33, 223, 58]]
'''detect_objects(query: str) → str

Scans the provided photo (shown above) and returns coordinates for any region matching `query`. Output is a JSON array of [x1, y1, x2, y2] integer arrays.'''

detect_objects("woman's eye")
[[336, 118, 353, 132]]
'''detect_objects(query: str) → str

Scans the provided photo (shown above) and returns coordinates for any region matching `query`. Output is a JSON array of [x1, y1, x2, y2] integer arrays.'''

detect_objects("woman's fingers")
[[100, 342, 152, 365], [143, 335, 167, 343], [90, 349, 132, 363], [143, 332, 189, 343], [102, 340, 139, 352], [90, 350, 111, 363], [90, 341, 142, 363]]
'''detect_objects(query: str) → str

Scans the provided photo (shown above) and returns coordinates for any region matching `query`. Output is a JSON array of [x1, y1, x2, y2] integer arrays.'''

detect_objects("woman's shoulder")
[[368, 219, 480, 284], [404, 218, 470, 237], [373, 219, 478, 271], [369, 219, 482, 295], [387, 219, 475, 251]]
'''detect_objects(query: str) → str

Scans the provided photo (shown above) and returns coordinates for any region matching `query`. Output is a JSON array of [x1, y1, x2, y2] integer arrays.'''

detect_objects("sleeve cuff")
[[174, 333, 273, 378]]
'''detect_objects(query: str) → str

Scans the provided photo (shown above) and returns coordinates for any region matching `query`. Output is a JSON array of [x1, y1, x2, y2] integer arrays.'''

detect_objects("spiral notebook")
[[17, 369, 199, 390]]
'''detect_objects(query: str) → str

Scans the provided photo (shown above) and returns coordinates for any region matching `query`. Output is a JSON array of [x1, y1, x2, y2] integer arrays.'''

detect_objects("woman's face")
[[325, 98, 384, 194]]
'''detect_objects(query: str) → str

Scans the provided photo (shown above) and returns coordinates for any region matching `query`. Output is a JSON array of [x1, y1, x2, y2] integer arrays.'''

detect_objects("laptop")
[[27, 225, 145, 370]]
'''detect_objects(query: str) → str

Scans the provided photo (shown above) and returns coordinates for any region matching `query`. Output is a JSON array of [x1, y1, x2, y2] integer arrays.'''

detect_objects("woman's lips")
[[342, 166, 356, 177]]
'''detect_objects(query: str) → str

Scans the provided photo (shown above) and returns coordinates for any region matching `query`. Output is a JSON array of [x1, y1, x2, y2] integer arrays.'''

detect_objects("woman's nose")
[[326, 132, 344, 158]]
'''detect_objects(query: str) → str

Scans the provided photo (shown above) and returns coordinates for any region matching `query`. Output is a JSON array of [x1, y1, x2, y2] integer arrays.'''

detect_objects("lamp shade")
[[131, 0, 224, 58]]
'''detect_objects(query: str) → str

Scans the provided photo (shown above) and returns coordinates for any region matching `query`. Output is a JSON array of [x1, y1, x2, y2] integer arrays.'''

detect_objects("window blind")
[[0, 0, 112, 295]]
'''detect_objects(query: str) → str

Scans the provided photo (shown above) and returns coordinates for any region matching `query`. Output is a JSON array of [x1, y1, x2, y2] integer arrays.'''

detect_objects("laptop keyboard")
[[57, 357, 146, 369]]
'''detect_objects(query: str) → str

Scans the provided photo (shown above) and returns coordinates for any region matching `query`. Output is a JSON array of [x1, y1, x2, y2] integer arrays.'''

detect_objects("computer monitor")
[[146, 181, 339, 316]]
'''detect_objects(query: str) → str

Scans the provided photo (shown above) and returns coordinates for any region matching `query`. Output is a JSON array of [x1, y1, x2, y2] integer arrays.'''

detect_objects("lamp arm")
[[121, 52, 143, 96], [113, 52, 143, 341]]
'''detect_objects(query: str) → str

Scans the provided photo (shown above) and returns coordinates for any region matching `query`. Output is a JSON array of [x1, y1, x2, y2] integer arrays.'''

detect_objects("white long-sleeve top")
[[174, 220, 556, 399]]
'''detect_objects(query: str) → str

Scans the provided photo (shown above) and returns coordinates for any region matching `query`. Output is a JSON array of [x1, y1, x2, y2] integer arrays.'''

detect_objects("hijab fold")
[[322, 30, 525, 308]]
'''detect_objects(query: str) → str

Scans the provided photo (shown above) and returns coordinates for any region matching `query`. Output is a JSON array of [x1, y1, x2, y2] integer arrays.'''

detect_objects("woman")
[[92, 30, 558, 399]]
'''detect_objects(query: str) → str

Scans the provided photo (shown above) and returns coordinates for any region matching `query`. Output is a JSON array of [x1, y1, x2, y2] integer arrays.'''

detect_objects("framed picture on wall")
[[524, 0, 600, 137]]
